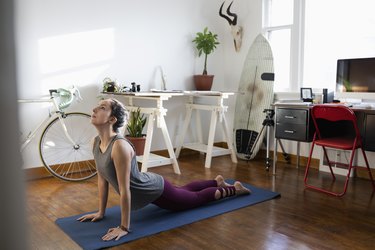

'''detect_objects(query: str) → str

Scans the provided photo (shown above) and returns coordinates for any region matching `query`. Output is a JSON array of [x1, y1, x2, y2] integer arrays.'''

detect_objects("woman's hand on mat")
[[76, 212, 103, 222], [102, 227, 128, 241]]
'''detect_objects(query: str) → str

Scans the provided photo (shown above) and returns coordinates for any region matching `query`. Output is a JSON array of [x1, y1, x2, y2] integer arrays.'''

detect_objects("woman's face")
[[91, 99, 113, 126]]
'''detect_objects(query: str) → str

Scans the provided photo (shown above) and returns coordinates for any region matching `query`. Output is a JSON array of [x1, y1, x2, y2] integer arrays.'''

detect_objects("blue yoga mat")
[[55, 180, 280, 250]]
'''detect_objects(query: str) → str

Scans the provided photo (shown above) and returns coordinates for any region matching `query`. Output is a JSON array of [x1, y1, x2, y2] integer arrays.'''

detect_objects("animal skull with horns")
[[219, 1, 243, 52]]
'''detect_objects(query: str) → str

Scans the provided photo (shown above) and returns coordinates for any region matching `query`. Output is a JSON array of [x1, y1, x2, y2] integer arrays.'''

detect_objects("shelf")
[[136, 153, 174, 168]]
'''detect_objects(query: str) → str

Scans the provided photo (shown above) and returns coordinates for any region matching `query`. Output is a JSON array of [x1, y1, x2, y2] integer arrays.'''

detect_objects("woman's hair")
[[109, 98, 129, 133]]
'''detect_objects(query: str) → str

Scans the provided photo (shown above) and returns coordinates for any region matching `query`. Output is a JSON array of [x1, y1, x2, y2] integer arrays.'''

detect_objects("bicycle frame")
[[18, 89, 79, 151]]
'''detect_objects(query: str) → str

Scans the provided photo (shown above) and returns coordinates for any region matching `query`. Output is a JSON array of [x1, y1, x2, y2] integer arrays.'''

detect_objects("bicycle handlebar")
[[49, 86, 82, 110]]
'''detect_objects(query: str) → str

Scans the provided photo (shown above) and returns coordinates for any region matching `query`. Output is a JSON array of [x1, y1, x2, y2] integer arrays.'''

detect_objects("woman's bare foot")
[[215, 175, 230, 187], [234, 181, 251, 195]]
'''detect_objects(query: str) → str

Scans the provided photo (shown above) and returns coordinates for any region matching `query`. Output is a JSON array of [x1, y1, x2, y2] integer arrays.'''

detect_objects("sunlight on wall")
[[19, 28, 115, 168], [40, 65, 110, 90], [38, 28, 114, 89]]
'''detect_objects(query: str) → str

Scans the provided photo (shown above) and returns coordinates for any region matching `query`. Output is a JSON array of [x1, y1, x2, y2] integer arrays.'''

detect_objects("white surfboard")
[[234, 34, 274, 160]]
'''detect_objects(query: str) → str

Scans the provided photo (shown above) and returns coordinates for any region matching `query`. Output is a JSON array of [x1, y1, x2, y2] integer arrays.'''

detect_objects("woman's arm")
[[97, 172, 109, 217], [112, 139, 132, 229], [101, 139, 133, 241], [77, 172, 109, 222]]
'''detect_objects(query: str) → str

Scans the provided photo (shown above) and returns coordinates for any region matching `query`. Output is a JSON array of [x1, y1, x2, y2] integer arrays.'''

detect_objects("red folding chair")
[[304, 104, 375, 197]]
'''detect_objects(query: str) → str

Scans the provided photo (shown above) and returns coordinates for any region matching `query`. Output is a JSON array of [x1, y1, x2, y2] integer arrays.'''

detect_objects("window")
[[265, 0, 375, 94], [263, 0, 304, 92], [303, 0, 375, 92]]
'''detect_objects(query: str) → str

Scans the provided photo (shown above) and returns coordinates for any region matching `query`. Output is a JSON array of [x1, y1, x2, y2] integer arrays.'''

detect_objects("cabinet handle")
[[284, 115, 295, 119], [284, 130, 295, 134]]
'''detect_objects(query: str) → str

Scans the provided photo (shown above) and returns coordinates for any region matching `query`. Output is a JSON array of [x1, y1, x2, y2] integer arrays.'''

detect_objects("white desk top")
[[103, 90, 236, 99], [104, 91, 183, 97], [183, 91, 235, 97]]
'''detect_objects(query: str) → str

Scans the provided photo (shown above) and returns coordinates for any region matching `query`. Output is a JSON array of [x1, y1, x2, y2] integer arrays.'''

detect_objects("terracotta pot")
[[125, 136, 146, 156], [193, 75, 214, 91]]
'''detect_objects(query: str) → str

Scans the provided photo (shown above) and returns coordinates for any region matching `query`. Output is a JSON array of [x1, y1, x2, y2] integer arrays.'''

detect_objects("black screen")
[[336, 57, 375, 92]]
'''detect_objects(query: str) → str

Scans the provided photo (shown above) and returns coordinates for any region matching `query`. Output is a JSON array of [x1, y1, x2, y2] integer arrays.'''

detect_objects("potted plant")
[[102, 77, 119, 92], [126, 108, 147, 156], [192, 27, 220, 90]]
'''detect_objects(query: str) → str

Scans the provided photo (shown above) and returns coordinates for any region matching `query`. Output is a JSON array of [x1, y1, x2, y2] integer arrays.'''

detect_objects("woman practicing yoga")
[[77, 98, 251, 241]]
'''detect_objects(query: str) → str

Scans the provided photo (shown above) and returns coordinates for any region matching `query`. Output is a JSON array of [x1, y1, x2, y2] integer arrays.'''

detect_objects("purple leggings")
[[152, 179, 219, 211]]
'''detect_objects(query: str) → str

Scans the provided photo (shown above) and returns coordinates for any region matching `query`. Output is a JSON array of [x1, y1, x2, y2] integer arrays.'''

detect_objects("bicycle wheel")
[[39, 112, 97, 181]]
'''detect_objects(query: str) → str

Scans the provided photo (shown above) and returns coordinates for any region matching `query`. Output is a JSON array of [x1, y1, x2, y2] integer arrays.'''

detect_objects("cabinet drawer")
[[277, 109, 308, 125], [276, 124, 307, 141], [364, 114, 375, 151]]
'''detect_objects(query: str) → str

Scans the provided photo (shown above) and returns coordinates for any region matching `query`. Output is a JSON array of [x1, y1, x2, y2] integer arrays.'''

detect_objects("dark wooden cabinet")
[[273, 104, 375, 173], [275, 106, 375, 151], [363, 114, 375, 151], [275, 108, 314, 142]]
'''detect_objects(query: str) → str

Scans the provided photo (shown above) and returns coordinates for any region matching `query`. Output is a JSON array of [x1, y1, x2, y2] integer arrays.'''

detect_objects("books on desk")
[[184, 90, 222, 95], [150, 89, 183, 93], [352, 103, 375, 109], [183, 91, 236, 96], [274, 100, 312, 106]]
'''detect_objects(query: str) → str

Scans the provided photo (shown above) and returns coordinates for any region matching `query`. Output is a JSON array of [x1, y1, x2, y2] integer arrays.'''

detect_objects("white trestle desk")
[[175, 91, 238, 168], [104, 92, 183, 174]]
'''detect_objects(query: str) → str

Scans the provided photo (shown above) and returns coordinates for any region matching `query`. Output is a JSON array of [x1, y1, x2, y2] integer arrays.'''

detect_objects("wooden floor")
[[26, 152, 375, 250]]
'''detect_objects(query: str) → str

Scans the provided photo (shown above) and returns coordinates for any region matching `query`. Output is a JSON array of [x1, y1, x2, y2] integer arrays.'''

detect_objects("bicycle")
[[18, 86, 97, 181]]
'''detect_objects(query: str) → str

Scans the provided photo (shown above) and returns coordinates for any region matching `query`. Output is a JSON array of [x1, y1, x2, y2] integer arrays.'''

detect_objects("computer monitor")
[[336, 57, 375, 93]]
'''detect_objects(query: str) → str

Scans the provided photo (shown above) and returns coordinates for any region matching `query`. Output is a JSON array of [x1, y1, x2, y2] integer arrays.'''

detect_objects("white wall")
[[16, 0, 264, 168]]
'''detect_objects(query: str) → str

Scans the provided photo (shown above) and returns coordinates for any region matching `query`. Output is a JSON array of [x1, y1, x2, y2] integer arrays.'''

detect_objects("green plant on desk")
[[126, 108, 147, 156], [127, 108, 147, 137], [193, 27, 219, 75], [102, 77, 119, 92]]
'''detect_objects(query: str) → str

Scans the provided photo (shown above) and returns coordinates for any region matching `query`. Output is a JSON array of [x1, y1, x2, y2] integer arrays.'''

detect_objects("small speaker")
[[323, 88, 334, 103], [323, 89, 328, 103]]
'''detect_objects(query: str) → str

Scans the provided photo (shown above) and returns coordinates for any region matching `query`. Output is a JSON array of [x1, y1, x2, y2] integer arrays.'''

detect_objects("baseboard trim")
[[257, 149, 320, 170], [25, 167, 53, 181], [257, 149, 375, 180]]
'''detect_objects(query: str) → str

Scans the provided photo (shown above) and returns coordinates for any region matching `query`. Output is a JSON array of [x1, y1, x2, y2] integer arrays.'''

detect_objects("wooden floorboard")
[[26, 152, 375, 250]]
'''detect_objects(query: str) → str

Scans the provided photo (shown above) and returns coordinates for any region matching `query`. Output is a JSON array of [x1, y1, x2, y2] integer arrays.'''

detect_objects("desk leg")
[[220, 113, 237, 163], [140, 113, 155, 172], [195, 109, 204, 144], [159, 116, 181, 174], [205, 110, 218, 168], [296, 141, 300, 168], [273, 137, 278, 176], [175, 106, 192, 158]]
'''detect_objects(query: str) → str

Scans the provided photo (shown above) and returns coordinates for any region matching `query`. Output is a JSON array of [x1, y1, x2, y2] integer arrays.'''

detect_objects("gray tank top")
[[93, 134, 164, 210]]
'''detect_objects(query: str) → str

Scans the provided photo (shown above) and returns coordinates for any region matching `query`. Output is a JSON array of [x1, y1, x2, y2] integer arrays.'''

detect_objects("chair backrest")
[[311, 104, 360, 140]]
